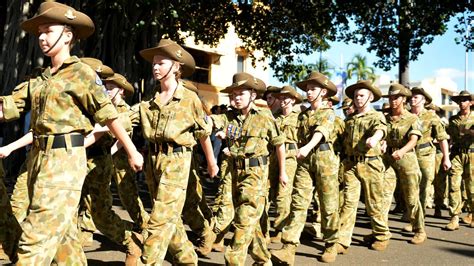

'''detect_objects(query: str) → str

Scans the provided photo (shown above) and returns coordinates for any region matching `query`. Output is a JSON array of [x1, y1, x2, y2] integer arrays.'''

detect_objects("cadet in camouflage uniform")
[[130, 39, 218, 265], [409, 87, 451, 215], [445, 91, 474, 230], [105, 73, 150, 231], [0, 2, 143, 264], [271, 72, 340, 264], [383, 84, 426, 244], [337, 80, 391, 252], [212, 72, 287, 266], [268, 86, 303, 243]]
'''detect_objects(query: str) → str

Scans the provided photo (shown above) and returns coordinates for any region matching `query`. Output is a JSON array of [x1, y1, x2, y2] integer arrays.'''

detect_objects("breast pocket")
[[243, 127, 267, 155]]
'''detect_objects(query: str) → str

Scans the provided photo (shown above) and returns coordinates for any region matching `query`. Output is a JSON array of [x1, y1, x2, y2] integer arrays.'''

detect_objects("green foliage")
[[346, 54, 375, 82]]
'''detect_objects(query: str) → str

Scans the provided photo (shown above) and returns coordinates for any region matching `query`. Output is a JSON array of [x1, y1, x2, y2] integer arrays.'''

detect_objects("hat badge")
[[390, 89, 400, 95], [253, 78, 258, 85], [323, 79, 329, 86], [64, 9, 76, 20], [176, 49, 182, 59], [95, 66, 103, 73]]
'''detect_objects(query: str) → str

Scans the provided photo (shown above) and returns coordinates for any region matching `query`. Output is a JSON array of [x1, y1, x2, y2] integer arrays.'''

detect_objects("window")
[[185, 47, 211, 84], [237, 55, 245, 73]]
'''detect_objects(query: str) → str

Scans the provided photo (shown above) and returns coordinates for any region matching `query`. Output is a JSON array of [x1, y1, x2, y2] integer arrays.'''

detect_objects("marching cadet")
[[264, 85, 283, 114], [383, 84, 426, 244], [104, 72, 150, 232], [269, 85, 303, 243], [211, 72, 287, 265], [0, 2, 143, 264], [409, 87, 451, 215], [445, 90, 474, 230], [337, 80, 391, 252], [271, 72, 341, 264], [130, 38, 218, 265]]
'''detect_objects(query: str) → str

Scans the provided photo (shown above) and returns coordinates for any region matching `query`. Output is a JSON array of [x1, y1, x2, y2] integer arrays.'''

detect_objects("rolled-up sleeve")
[[0, 82, 29, 121]]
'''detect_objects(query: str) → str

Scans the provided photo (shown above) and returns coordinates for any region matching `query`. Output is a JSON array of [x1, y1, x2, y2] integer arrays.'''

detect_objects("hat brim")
[[411, 88, 432, 104], [296, 80, 337, 97], [139, 46, 195, 78], [221, 80, 251, 94], [345, 83, 381, 102], [273, 91, 303, 104], [21, 11, 94, 39]]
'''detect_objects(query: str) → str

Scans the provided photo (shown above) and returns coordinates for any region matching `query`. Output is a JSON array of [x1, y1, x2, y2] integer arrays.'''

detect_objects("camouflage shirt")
[[415, 108, 449, 145], [297, 104, 336, 146], [331, 116, 345, 155], [447, 111, 474, 149], [344, 109, 387, 157], [385, 109, 422, 149], [211, 103, 285, 159], [0, 56, 117, 135], [115, 99, 133, 135], [274, 109, 299, 144], [129, 81, 211, 148]]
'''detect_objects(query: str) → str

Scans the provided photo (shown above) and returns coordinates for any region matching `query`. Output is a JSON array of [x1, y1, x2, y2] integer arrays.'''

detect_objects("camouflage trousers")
[[16, 144, 87, 265], [142, 149, 197, 265], [382, 158, 397, 222], [271, 155, 298, 231], [212, 157, 234, 236], [448, 151, 474, 216], [112, 149, 150, 230], [10, 161, 29, 223], [224, 158, 271, 266], [416, 145, 436, 213], [338, 156, 391, 247], [182, 154, 214, 238], [79, 154, 134, 246], [282, 148, 340, 246], [1, 172, 22, 262], [389, 151, 425, 232], [434, 150, 448, 208]]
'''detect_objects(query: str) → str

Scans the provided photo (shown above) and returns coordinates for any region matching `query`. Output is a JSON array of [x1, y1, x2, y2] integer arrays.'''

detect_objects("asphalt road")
[[2, 180, 473, 265]]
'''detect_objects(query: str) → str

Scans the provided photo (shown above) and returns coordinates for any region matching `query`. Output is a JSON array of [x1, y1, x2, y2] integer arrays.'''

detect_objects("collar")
[[43, 56, 80, 79]]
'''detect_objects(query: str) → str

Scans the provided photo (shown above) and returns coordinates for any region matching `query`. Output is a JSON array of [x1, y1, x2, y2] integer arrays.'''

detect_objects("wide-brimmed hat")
[[80, 57, 114, 79], [382, 83, 411, 98], [182, 80, 198, 93], [273, 85, 303, 104], [337, 97, 353, 110], [221, 73, 266, 94], [450, 90, 473, 102], [411, 87, 432, 104], [21, 2, 94, 39], [105, 73, 134, 96], [263, 85, 282, 99], [345, 80, 381, 102], [329, 95, 341, 105], [139, 39, 195, 78], [295, 71, 337, 96]]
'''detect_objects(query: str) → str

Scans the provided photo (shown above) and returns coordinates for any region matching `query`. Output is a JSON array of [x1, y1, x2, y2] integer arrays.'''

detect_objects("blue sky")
[[270, 18, 474, 93]]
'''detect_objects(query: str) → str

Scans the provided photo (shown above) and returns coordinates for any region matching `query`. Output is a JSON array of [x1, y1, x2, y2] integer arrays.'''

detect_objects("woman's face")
[[38, 24, 72, 56], [152, 55, 178, 81]]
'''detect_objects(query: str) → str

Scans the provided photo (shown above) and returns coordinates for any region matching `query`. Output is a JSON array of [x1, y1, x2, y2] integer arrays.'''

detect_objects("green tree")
[[286, 58, 333, 85], [336, 1, 467, 86], [346, 54, 376, 82]]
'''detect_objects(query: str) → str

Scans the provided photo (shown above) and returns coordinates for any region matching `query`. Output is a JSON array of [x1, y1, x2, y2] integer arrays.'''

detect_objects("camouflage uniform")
[[79, 132, 135, 247], [338, 109, 391, 248], [385, 109, 425, 232], [414, 109, 449, 212], [271, 109, 300, 231], [211, 152, 234, 238], [130, 82, 210, 265], [112, 99, 149, 229], [0, 159, 21, 262], [212, 103, 285, 265], [10, 159, 29, 222], [0, 56, 118, 264], [447, 111, 474, 218], [280, 104, 340, 248], [433, 143, 448, 210]]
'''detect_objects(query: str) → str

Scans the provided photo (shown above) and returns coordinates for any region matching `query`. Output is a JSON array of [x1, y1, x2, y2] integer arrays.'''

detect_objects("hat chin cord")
[[308, 90, 322, 104], [43, 25, 66, 55], [157, 64, 174, 81]]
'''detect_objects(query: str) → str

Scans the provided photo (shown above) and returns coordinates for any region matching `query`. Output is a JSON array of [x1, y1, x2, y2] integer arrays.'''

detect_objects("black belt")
[[317, 143, 330, 151], [348, 155, 378, 162], [416, 142, 432, 150], [453, 147, 474, 154], [151, 142, 191, 154], [234, 156, 268, 168], [387, 147, 414, 154], [35, 134, 84, 150], [286, 143, 297, 150], [87, 145, 108, 157]]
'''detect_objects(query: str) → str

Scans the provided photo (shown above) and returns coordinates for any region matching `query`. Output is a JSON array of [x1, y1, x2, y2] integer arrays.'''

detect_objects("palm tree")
[[346, 54, 376, 81]]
